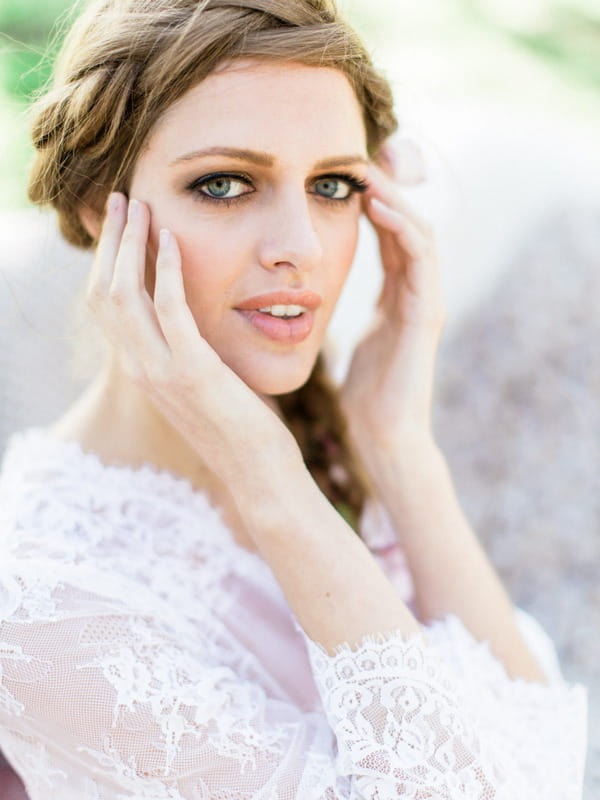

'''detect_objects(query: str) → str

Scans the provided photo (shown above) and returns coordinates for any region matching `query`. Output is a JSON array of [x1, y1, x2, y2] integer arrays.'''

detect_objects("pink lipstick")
[[235, 290, 321, 344]]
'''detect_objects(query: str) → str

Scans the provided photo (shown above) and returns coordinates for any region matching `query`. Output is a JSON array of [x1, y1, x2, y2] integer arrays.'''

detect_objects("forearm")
[[231, 447, 421, 655], [370, 437, 547, 682]]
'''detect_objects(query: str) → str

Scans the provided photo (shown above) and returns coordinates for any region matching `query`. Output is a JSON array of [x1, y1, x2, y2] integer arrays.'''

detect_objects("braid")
[[28, 0, 397, 535], [27, 0, 397, 249], [276, 354, 370, 533]]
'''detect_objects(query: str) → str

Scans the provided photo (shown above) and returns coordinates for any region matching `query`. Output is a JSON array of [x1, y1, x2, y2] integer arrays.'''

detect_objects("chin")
[[229, 350, 318, 397]]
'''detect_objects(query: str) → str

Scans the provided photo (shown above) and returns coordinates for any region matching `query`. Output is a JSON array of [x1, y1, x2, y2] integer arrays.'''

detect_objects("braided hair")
[[28, 0, 398, 532]]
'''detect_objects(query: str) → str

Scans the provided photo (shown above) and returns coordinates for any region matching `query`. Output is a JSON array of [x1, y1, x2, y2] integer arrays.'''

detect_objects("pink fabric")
[[218, 500, 415, 715], [0, 765, 28, 800], [0, 429, 587, 799]]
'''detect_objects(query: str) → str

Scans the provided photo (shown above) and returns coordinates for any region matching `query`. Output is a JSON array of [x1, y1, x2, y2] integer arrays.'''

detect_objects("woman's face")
[[129, 59, 369, 395]]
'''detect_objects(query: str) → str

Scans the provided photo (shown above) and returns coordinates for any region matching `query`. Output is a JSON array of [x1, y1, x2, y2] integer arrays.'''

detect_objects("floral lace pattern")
[[299, 614, 587, 798], [0, 428, 589, 799]]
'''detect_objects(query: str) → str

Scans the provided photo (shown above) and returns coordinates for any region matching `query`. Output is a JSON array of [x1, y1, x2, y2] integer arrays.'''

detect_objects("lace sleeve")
[[0, 561, 587, 800], [298, 610, 588, 800], [0, 560, 500, 800], [0, 560, 357, 799]]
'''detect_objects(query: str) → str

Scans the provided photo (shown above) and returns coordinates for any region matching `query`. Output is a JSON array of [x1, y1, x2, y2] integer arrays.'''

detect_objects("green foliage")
[[460, 0, 600, 91], [0, 0, 72, 102], [0, 0, 597, 212], [0, 0, 73, 209], [0, 0, 72, 38], [511, 20, 600, 90], [1, 42, 52, 99]]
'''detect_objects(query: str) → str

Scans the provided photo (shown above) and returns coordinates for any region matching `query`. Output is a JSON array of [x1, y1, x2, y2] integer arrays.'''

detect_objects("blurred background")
[[1, 0, 599, 796]]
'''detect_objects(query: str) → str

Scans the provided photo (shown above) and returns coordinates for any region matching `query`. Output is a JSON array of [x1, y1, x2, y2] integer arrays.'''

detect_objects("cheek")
[[169, 218, 251, 327], [322, 212, 361, 294]]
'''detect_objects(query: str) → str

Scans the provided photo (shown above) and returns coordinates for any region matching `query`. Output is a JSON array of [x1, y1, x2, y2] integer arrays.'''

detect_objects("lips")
[[234, 290, 322, 344], [234, 290, 322, 312]]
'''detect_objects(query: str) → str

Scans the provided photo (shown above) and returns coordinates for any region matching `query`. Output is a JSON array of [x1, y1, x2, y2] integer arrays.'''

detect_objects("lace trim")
[[296, 613, 588, 798], [0, 427, 279, 583], [0, 427, 589, 799], [0, 427, 412, 610]]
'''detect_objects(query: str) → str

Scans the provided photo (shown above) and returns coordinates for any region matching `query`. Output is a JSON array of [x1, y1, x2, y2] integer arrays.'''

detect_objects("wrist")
[[359, 434, 451, 499], [349, 422, 442, 474], [197, 402, 302, 485], [226, 437, 310, 522]]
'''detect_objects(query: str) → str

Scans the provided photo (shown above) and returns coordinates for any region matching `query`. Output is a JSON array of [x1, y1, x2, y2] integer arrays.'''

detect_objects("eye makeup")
[[310, 173, 369, 203], [185, 172, 254, 208], [184, 171, 370, 208]]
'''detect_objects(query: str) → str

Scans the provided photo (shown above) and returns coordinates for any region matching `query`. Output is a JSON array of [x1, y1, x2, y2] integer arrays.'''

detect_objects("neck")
[[49, 351, 281, 494]]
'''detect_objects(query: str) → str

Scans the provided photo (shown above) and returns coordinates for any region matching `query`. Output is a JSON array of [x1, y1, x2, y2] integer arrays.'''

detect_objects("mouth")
[[236, 308, 314, 343], [234, 290, 321, 344]]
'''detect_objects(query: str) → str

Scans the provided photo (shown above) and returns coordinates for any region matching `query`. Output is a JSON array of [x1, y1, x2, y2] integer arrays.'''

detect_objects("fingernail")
[[382, 144, 398, 172], [128, 198, 139, 220], [368, 164, 385, 183], [396, 139, 427, 183], [159, 228, 171, 248]]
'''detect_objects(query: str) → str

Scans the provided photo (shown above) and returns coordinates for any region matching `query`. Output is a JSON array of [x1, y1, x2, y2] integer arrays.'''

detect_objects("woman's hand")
[[87, 193, 299, 482], [339, 142, 446, 471]]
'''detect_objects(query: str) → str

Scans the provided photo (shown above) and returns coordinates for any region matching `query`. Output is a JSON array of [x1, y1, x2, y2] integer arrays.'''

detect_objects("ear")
[[78, 201, 103, 242]]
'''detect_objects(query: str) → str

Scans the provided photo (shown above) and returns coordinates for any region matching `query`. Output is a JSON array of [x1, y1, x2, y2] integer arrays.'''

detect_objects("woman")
[[0, 1, 587, 797]]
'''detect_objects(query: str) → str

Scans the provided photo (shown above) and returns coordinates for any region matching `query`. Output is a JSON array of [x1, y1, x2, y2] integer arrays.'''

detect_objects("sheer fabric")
[[0, 428, 587, 799]]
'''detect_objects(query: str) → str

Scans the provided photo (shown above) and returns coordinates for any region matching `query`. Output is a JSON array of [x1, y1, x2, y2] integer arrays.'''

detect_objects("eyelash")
[[185, 171, 369, 208], [314, 173, 370, 204]]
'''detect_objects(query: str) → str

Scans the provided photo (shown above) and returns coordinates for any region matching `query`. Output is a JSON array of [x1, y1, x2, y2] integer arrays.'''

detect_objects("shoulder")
[[0, 428, 240, 623], [0, 427, 218, 562]]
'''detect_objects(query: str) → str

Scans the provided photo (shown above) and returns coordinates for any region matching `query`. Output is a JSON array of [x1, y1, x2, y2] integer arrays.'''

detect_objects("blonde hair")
[[29, 0, 397, 246], [28, 0, 398, 530]]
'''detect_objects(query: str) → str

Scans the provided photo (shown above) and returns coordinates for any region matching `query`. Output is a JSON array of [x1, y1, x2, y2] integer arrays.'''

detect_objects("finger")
[[367, 196, 430, 266], [378, 138, 427, 185], [375, 263, 401, 317], [367, 203, 411, 315], [374, 142, 397, 180], [361, 187, 410, 280], [110, 198, 150, 298], [87, 192, 127, 303], [377, 224, 407, 277], [367, 163, 432, 238], [153, 228, 210, 364], [368, 197, 440, 300], [107, 198, 171, 363]]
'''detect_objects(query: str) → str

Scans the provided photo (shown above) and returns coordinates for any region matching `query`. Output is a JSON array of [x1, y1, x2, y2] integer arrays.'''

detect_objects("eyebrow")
[[169, 146, 368, 170]]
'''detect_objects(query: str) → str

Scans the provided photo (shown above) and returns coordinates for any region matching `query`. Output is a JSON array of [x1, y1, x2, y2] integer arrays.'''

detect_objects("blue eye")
[[185, 171, 369, 208], [185, 172, 254, 205], [198, 175, 251, 199], [314, 178, 352, 200], [311, 173, 369, 204]]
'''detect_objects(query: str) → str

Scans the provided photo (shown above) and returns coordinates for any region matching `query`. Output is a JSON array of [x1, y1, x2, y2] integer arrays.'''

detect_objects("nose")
[[256, 188, 323, 274]]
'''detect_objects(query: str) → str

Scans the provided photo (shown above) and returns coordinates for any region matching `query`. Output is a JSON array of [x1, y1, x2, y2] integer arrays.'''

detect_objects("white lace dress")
[[0, 428, 588, 799]]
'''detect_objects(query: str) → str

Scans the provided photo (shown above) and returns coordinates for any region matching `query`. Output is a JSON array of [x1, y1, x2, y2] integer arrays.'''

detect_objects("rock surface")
[[435, 206, 600, 796]]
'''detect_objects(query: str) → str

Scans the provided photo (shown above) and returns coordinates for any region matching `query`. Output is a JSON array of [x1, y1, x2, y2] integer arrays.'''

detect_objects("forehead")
[[146, 60, 367, 164]]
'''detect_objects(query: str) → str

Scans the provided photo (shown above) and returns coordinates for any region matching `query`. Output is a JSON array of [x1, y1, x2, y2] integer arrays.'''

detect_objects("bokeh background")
[[1, 0, 599, 796]]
